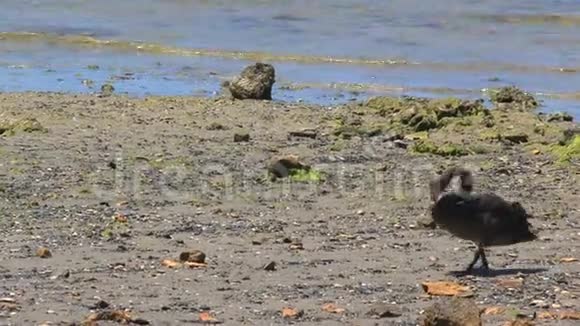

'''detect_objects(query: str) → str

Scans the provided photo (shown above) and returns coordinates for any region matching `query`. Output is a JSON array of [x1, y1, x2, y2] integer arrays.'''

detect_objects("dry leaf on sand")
[[482, 306, 505, 315], [282, 307, 303, 319], [161, 259, 182, 268], [559, 257, 578, 263], [322, 303, 345, 314], [421, 281, 472, 296]]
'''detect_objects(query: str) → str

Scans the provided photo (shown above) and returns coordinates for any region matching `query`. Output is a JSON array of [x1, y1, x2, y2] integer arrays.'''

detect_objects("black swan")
[[429, 167, 537, 273]]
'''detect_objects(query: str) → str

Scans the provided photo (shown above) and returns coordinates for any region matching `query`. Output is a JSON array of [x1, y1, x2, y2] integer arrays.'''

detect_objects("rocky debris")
[[504, 133, 529, 144], [382, 131, 404, 142], [263, 261, 277, 271], [417, 217, 437, 229], [267, 154, 310, 179], [489, 86, 538, 108], [89, 299, 111, 310], [546, 112, 573, 122], [503, 316, 536, 326], [206, 122, 227, 130], [229, 62, 275, 100], [233, 130, 250, 142], [288, 128, 317, 139], [366, 303, 401, 318], [36, 247, 52, 258], [179, 250, 206, 263], [422, 297, 481, 326]]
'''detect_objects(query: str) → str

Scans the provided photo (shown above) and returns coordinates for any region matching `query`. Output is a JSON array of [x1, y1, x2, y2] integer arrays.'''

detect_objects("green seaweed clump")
[[289, 168, 325, 183], [489, 86, 538, 109], [411, 140, 469, 157], [0, 118, 47, 136], [365, 96, 488, 132], [551, 135, 580, 164]]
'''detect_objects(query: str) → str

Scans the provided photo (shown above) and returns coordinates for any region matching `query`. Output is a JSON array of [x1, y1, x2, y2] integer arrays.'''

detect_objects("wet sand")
[[0, 91, 579, 325]]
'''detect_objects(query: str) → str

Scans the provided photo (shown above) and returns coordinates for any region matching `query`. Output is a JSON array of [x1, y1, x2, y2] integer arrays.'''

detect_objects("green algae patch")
[[488, 86, 538, 109], [363, 96, 489, 132], [411, 140, 469, 157], [551, 135, 580, 164], [289, 168, 325, 183], [0, 118, 47, 136], [330, 114, 385, 139], [341, 92, 573, 159]]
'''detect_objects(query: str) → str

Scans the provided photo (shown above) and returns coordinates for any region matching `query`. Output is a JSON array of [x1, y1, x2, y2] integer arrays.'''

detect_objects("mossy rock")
[[429, 98, 486, 119], [0, 118, 47, 136], [365, 96, 488, 133], [546, 112, 573, 123], [366, 97, 408, 116], [489, 86, 538, 108], [407, 110, 438, 132], [479, 130, 502, 141]]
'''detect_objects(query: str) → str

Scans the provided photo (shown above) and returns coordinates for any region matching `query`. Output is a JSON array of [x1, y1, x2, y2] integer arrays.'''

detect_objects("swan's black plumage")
[[429, 167, 537, 273]]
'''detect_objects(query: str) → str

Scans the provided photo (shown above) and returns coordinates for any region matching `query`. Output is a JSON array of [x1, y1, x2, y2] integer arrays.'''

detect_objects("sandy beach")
[[0, 90, 578, 325]]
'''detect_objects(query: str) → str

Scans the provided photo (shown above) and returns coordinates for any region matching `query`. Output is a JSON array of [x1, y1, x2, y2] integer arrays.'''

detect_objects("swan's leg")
[[479, 246, 489, 272], [466, 248, 481, 272]]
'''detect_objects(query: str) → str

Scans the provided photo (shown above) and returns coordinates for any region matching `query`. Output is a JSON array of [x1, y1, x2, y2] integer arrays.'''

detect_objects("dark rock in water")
[[490, 86, 538, 108], [100, 83, 115, 96], [422, 297, 481, 326], [229, 63, 275, 100], [547, 112, 573, 122]]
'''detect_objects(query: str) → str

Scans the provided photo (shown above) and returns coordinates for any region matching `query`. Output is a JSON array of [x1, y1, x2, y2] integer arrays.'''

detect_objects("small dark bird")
[[429, 166, 537, 274]]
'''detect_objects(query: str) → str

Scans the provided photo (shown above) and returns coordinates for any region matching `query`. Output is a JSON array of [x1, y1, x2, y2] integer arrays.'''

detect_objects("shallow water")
[[1, 0, 580, 117]]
